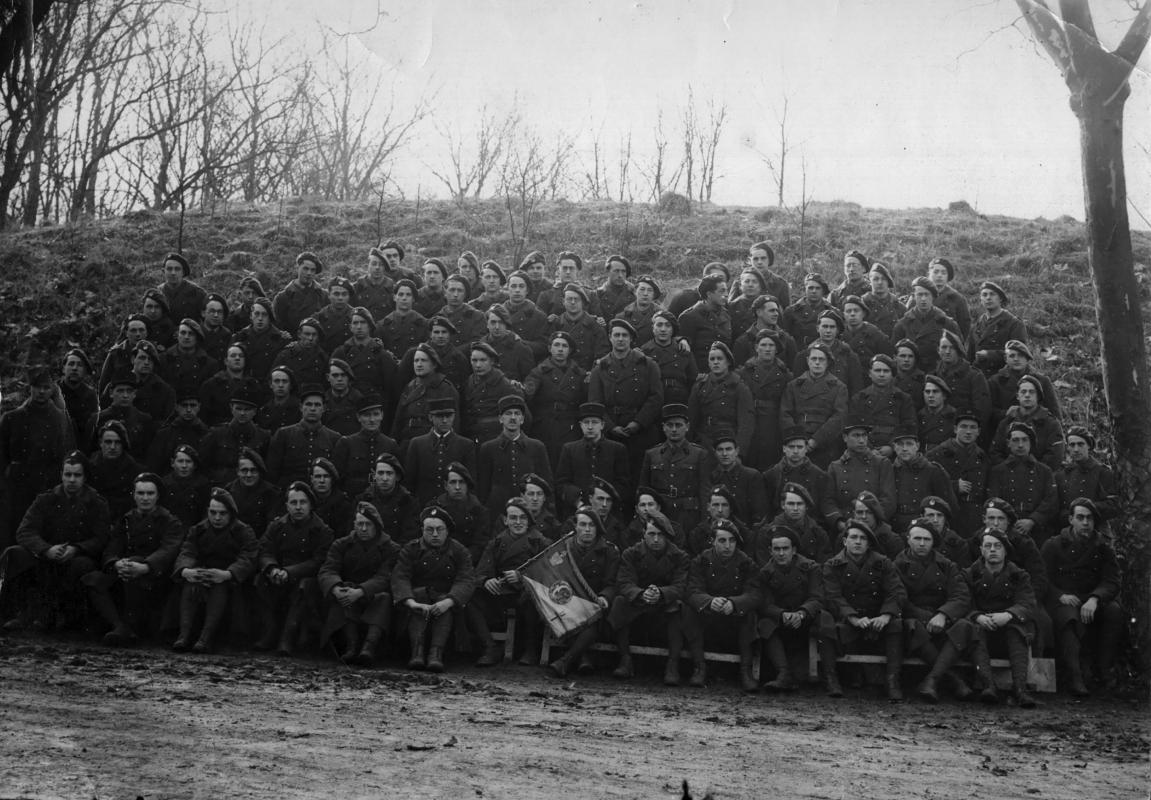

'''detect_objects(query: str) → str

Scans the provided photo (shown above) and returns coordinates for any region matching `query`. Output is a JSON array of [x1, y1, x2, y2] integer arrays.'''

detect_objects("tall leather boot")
[[611, 627, 633, 679], [469, 605, 502, 666], [517, 614, 541, 666], [917, 641, 961, 703], [665, 617, 685, 687], [407, 615, 428, 670], [762, 636, 796, 691], [1007, 633, 1037, 708], [276, 596, 304, 656], [819, 639, 843, 697], [1097, 604, 1123, 691], [972, 639, 999, 704], [172, 587, 198, 652], [738, 637, 758, 693], [426, 613, 452, 673], [550, 625, 598, 678], [89, 587, 134, 646], [339, 622, 360, 663], [355, 624, 385, 667], [686, 629, 706, 688], [1058, 627, 1089, 697], [884, 631, 905, 702], [252, 588, 280, 651], [194, 585, 229, 653]]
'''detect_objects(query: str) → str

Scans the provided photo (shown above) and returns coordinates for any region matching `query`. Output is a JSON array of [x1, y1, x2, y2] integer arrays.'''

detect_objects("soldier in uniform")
[[894, 517, 974, 703], [432, 462, 490, 563], [753, 482, 832, 565], [819, 520, 907, 700], [352, 247, 397, 322], [391, 505, 476, 673], [272, 252, 328, 336], [162, 319, 220, 404], [827, 417, 896, 530], [481, 305, 536, 382], [927, 410, 989, 536], [537, 252, 601, 319], [893, 339, 927, 411], [922, 257, 972, 339], [782, 272, 834, 348], [848, 354, 916, 457], [156, 252, 208, 324], [682, 519, 760, 690], [522, 331, 586, 467], [780, 343, 848, 469], [84, 374, 154, 461], [746, 241, 790, 307], [476, 395, 553, 516], [753, 524, 824, 692], [322, 358, 364, 437], [314, 276, 356, 355], [358, 453, 418, 544], [377, 239, 422, 287], [276, 317, 329, 389], [555, 402, 630, 517], [501, 270, 552, 360], [378, 279, 429, 361], [608, 510, 690, 683], [990, 375, 1065, 470], [589, 319, 665, 474], [83, 472, 183, 645], [761, 427, 834, 522], [688, 342, 754, 454], [318, 501, 401, 666], [642, 310, 698, 406], [391, 344, 459, 447], [986, 422, 1060, 544], [226, 448, 282, 538], [1042, 498, 1123, 695], [308, 457, 354, 540], [58, 349, 99, 444], [0, 453, 109, 631], [403, 397, 476, 507], [829, 249, 873, 308], [198, 381, 270, 486], [266, 385, 341, 488], [738, 329, 792, 469], [332, 395, 399, 499], [462, 341, 522, 444], [440, 273, 488, 347], [968, 281, 1027, 377], [840, 295, 892, 370], [617, 274, 661, 347], [596, 255, 636, 319], [330, 306, 400, 405], [230, 298, 290, 383], [707, 432, 767, 527], [1056, 427, 1120, 524], [87, 420, 145, 522], [469, 260, 509, 313], [919, 495, 973, 569], [918, 374, 958, 450], [552, 283, 608, 371], [678, 274, 732, 367], [936, 329, 991, 433], [733, 295, 798, 367], [667, 262, 730, 318], [201, 293, 233, 363], [638, 404, 710, 535], [862, 262, 903, 339], [891, 425, 958, 533], [253, 481, 333, 655], [414, 259, 448, 318], [959, 527, 1039, 708], [225, 276, 265, 334], [892, 276, 961, 375], [988, 340, 1060, 430]]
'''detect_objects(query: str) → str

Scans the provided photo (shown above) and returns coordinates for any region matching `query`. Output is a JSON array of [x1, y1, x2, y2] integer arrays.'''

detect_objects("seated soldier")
[[753, 524, 823, 692], [172, 488, 259, 653], [391, 505, 476, 673], [0, 453, 109, 632], [752, 482, 831, 565], [819, 520, 907, 701], [620, 488, 685, 551], [318, 502, 401, 667], [471, 498, 552, 667], [547, 507, 621, 678], [253, 482, 333, 655], [682, 519, 760, 690], [959, 527, 1039, 708], [894, 518, 973, 703], [1042, 498, 1123, 696], [83, 472, 183, 645], [607, 510, 690, 682]]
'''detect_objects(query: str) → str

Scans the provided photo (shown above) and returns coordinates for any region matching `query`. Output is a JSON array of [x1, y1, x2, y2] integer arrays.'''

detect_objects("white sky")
[[219, 0, 1151, 226]]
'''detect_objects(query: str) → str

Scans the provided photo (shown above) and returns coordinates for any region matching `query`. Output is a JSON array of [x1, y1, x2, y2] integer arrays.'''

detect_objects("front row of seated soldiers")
[[0, 445, 1122, 700]]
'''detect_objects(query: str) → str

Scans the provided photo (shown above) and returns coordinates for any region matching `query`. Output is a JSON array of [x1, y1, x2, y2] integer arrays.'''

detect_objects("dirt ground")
[[0, 636, 1146, 800]]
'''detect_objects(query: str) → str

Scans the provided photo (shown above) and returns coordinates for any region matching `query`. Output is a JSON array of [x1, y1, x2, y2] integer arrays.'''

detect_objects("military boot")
[[1058, 628, 1089, 697], [762, 637, 796, 692], [339, 623, 360, 663], [193, 587, 229, 654], [739, 640, 758, 692], [972, 640, 999, 704], [276, 600, 304, 656], [172, 589, 198, 652], [1008, 636, 1037, 709], [426, 647, 445, 673], [612, 628, 634, 679], [89, 587, 135, 647], [885, 632, 905, 702], [407, 616, 428, 670], [820, 640, 843, 697], [917, 641, 961, 703]]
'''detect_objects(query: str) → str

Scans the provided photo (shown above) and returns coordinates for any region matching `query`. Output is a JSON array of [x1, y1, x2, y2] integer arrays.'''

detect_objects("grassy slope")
[[0, 196, 1148, 426]]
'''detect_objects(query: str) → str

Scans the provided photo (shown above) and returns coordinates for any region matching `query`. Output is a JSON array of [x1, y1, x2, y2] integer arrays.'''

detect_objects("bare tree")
[[752, 91, 792, 208], [694, 94, 727, 203], [499, 124, 573, 264], [616, 130, 634, 203], [1016, 0, 1151, 684], [429, 102, 519, 204], [636, 107, 682, 203]]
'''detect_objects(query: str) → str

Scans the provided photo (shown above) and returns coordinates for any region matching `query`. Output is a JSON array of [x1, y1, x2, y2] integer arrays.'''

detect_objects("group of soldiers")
[[0, 243, 1124, 704]]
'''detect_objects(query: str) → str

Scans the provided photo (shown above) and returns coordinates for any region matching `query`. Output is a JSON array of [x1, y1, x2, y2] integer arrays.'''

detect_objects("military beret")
[[980, 280, 1009, 305], [481, 260, 507, 285], [505, 496, 535, 525], [251, 296, 275, 321], [844, 249, 870, 270], [328, 358, 355, 381], [578, 402, 605, 420], [606, 254, 631, 277], [427, 396, 455, 415], [369, 246, 388, 263], [350, 306, 376, 330], [373, 452, 405, 479], [698, 274, 726, 297], [754, 328, 782, 350], [869, 262, 895, 288], [420, 504, 456, 533], [817, 308, 845, 332], [444, 461, 475, 488], [498, 394, 527, 414], [286, 479, 317, 506], [423, 258, 449, 280], [506, 270, 531, 287], [844, 519, 879, 549], [842, 414, 873, 434], [485, 305, 511, 326], [906, 517, 940, 545], [428, 315, 458, 335], [357, 394, 385, 414], [1005, 339, 1032, 360], [651, 309, 678, 334], [99, 419, 130, 449], [172, 444, 200, 467], [125, 312, 150, 329], [572, 505, 607, 538], [143, 289, 170, 315], [895, 338, 919, 357], [712, 430, 738, 448], [237, 447, 267, 474], [806, 342, 836, 365], [310, 457, 339, 481], [354, 501, 385, 534], [870, 353, 895, 371], [204, 293, 228, 313], [928, 257, 955, 281], [841, 295, 868, 315], [209, 486, 239, 518], [61, 450, 88, 475], [702, 261, 732, 281], [413, 342, 441, 368], [470, 341, 499, 362], [709, 484, 737, 508], [296, 251, 324, 273], [63, 348, 94, 373], [1017, 374, 1045, 400], [1064, 426, 1095, 449], [556, 251, 583, 270], [751, 294, 781, 312], [911, 275, 938, 299], [550, 330, 577, 350], [781, 425, 809, 445], [458, 251, 480, 272], [328, 276, 355, 296], [230, 380, 263, 408], [708, 340, 735, 366], [563, 282, 591, 307], [298, 316, 324, 335], [954, 409, 982, 426], [854, 490, 887, 523], [519, 250, 546, 269], [381, 240, 405, 260], [269, 365, 297, 393], [740, 267, 767, 293], [1008, 421, 1037, 449], [642, 509, 676, 539], [164, 252, 191, 276], [939, 328, 966, 357], [394, 277, 418, 296], [608, 318, 638, 340], [240, 276, 267, 295], [983, 497, 1018, 523], [923, 374, 952, 395], [920, 495, 952, 519], [662, 403, 689, 421], [635, 274, 663, 300], [1068, 497, 1101, 521], [781, 481, 814, 508], [634, 486, 667, 511], [979, 527, 1012, 554], [749, 241, 775, 267], [891, 424, 920, 443], [711, 518, 742, 543], [134, 471, 165, 496], [445, 273, 471, 293], [763, 523, 801, 550], [804, 272, 830, 295], [591, 476, 620, 503], [25, 364, 52, 387], [178, 318, 205, 342], [298, 383, 326, 402], [133, 341, 162, 366]]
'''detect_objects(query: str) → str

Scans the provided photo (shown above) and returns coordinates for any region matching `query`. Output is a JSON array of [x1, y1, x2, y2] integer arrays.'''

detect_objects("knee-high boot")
[[194, 585, 229, 653], [426, 612, 452, 673], [666, 615, 686, 687], [1007, 632, 1037, 708], [916, 641, 961, 703], [819, 639, 843, 697], [550, 625, 599, 677], [763, 635, 796, 691], [612, 626, 633, 679], [276, 593, 304, 655], [339, 622, 360, 662], [89, 586, 133, 646], [172, 586, 199, 652], [1058, 626, 1088, 697], [884, 630, 905, 702], [972, 638, 999, 704], [407, 614, 428, 670], [355, 624, 385, 667]]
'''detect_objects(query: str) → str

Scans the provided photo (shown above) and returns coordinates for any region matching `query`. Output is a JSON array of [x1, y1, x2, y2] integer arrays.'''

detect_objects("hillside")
[[0, 196, 1148, 428]]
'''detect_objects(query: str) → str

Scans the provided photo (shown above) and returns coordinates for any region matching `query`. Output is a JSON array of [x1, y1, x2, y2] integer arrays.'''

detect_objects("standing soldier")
[[58, 350, 99, 444], [827, 417, 896, 531], [986, 422, 1060, 544], [501, 270, 552, 360], [892, 276, 961, 375], [922, 257, 971, 340], [353, 247, 397, 322], [555, 403, 630, 518], [936, 330, 991, 432], [968, 281, 1027, 377], [332, 395, 399, 500], [829, 249, 872, 308], [782, 272, 834, 348], [266, 386, 341, 488], [476, 395, 553, 516], [780, 343, 848, 469], [523, 331, 587, 467], [641, 310, 698, 406], [596, 255, 636, 319], [230, 298, 291, 383], [862, 262, 903, 339], [678, 274, 732, 367], [890, 426, 958, 533], [156, 252, 208, 324], [330, 306, 400, 405], [589, 319, 665, 474], [552, 283, 608, 371], [1055, 427, 1120, 523], [403, 398, 476, 507], [272, 252, 328, 336], [638, 404, 711, 535], [927, 410, 989, 536], [848, 354, 916, 457]]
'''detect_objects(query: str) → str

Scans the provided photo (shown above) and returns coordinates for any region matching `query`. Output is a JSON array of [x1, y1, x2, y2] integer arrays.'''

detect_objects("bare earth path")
[[0, 638, 1145, 800]]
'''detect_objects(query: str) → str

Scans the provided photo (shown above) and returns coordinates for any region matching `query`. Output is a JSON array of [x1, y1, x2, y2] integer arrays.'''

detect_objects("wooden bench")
[[805, 639, 1057, 692], [539, 629, 761, 678]]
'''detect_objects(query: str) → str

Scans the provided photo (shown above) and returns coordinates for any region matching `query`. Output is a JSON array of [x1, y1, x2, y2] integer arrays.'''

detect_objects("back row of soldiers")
[[0, 243, 1124, 697]]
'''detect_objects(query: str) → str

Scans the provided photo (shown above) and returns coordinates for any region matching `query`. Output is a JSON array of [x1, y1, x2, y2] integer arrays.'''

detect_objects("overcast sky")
[[226, 0, 1151, 226]]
